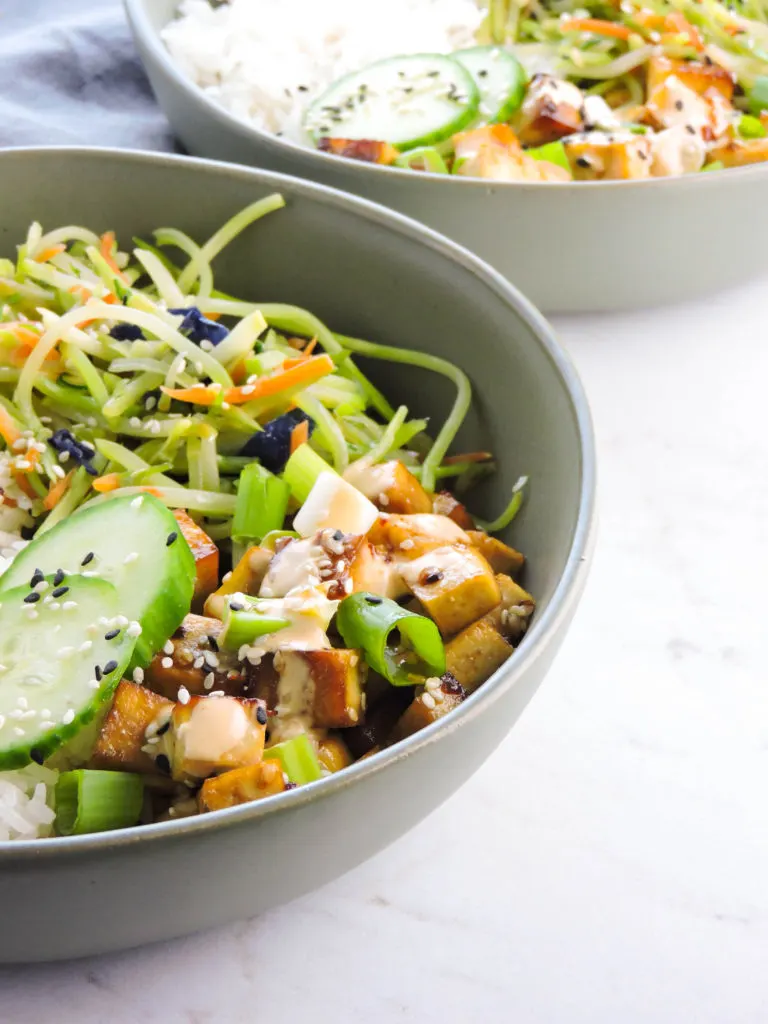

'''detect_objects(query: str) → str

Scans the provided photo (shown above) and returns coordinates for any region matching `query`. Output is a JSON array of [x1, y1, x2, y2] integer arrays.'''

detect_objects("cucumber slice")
[[0, 494, 195, 668], [0, 576, 136, 770], [454, 46, 527, 123], [304, 53, 480, 150]]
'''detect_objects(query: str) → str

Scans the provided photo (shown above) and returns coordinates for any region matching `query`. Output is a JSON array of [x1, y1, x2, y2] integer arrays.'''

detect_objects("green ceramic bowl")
[[125, 0, 768, 314], [0, 148, 595, 962]]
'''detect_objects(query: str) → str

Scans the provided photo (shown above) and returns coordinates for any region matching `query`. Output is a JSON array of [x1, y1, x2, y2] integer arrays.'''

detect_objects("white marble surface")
[[2, 280, 767, 1022]]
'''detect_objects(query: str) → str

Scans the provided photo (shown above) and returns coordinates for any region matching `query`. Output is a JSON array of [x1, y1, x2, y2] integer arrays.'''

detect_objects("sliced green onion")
[[55, 770, 144, 836], [293, 392, 349, 473], [748, 75, 768, 114], [701, 160, 725, 172], [283, 445, 335, 503], [527, 141, 572, 173], [738, 113, 767, 138], [395, 147, 450, 173], [232, 463, 290, 544], [336, 592, 446, 686], [267, 734, 323, 785], [219, 596, 291, 650], [260, 529, 300, 550], [476, 474, 527, 533]]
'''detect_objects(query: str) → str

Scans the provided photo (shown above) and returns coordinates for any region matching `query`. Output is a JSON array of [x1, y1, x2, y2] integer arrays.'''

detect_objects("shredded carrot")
[[0, 490, 17, 508], [230, 358, 249, 385], [43, 470, 74, 510], [665, 12, 704, 49], [562, 17, 633, 40], [0, 406, 22, 448], [303, 337, 318, 356], [281, 356, 312, 371], [34, 244, 65, 264], [92, 472, 122, 494], [224, 354, 334, 406], [12, 471, 37, 499], [99, 231, 128, 282], [286, 336, 306, 351], [290, 419, 309, 454], [201, 311, 221, 321], [138, 486, 162, 498], [442, 451, 494, 466], [161, 383, 222, 407], [0, 322, 43, 347]]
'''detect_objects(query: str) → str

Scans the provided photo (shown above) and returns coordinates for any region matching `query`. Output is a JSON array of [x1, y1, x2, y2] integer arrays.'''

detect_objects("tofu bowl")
[[0, 147, 594, 962], [125, 0, 768, 313]]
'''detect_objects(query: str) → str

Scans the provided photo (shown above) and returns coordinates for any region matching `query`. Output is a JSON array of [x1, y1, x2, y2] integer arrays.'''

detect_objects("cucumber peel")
[[0, 493, 195, 668], [0, 576, 136, 770], [454, 46, 527, 124]]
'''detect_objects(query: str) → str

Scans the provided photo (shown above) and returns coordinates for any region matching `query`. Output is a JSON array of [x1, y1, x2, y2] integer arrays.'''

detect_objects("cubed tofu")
[[173, 510, 219, 610], [466, 530, 525, 576], [453, 124, 571, 181], [368, 513, 470, 557], [445, 618, 513, 694], [485, 574, 536, 643], [708, 137, 768, 167], [347, 541, 408, 600], [388, 674, 466, 744], [293, 472, 379, 538], [272, 648, 367, 730], [90, 680, 172, 775], [432, 491, 475, 530], [565, 131, 653, 180], [515, 74, 584, 146], [650, 125, 706, 176], [204, 546, 272, 618], [317, 138, 399, 165], [343, 460, 433, 514], [399, 545, 501, 636], [198, 759, 286, 812], [317, 734, 353, 774], [144, 614, 245, 700], [646, 56, 735, 103], [170, 695, 267, 782]]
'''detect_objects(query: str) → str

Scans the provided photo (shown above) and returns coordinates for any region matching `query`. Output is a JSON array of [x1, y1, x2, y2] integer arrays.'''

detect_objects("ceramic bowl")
[[0, 147, 595, 962], [124, 0, 768, 314]]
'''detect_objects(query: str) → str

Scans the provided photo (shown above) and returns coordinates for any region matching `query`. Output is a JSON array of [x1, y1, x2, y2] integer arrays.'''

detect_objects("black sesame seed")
[[478, 69, 489, 77], [256, 706, 268, 725], [23, 592, 41, 604], [285, 781, 298, 790], [155, 753, 171, 775], [298, 84, 308, 92], [102, 659, 118, 674], [104, 628, 120, 641], [421, 569, 443, 585], [365, 595, 383, 605], [53, 568, 66, 586], [166, 531, 178, 546], [51, 585, 69, 598], [675, 100, 684, 111], [576, 156, 591, 168], [157, 720, 171, 737], [332, 530, 344, 541], [81, 551, 95, 566], [229, 601, 244, 612], [638, 150, 648, 160], [686, 124, 696, 135], [29, 569, 44, 588], [427, 69, 440, 77], [207, 635, 219, 652], [94, 665, 102, 681], [30, 748, 45, 766]]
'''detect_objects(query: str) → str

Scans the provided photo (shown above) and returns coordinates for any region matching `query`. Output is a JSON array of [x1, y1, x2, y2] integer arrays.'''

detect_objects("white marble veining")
[[2, 279, 767, 1022]]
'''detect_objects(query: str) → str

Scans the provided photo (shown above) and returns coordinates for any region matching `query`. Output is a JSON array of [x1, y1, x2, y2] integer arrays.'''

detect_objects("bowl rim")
[[0, 145, 597, 860], [124, 0, 768, 193]]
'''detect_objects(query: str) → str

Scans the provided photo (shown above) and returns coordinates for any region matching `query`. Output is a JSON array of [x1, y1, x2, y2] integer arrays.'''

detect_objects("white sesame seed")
[[81, 571, 99, 578], [78, 640, 93, 653], [193, 655, 205, 670], [344, 578, 354, 594], [16, 697, 28, 710], [222, 571, 232, 583], [161, 656, 174, 669], [239, 384, 256, 396], [61, 601, 77, 612], [20, 709, 37, 720], [177, 685, 190, 705], [129, 417, 142, 428], [9, 710, 23, 720], [25, 608, 39, 620], [421, 693, 436, 710], [58, 450, 70, 463], [50, 464, 66, 481], [400, 538, 415, 550], [144, 396, 157, 412], [127, 621, 142, 638], [14, 459, 32, 471], [40, 709, 51, 719], [163, 640, 174, 655], [62, 709, 75, 725], [204, 651, 219, 668], [13, 727, 25, 737], [0, 715, 5, 729], [115, 615, 129, 627], [132, 666, 145, 684], [203, 672, 215, 690], [123, 552, 139, 565]]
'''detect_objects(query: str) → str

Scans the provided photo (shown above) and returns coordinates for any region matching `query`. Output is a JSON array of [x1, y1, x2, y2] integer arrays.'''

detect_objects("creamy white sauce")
[[259, 537, 325, 597], [396, 514, 469, 546], [650, 125, 706, 176], [398, 545, 476, 591], [271, 651, 316, 742], [343, 460, 398, 500], [176, 697, 249, 764], [652, 77, 710, 132], [242, 586, 337, 660]]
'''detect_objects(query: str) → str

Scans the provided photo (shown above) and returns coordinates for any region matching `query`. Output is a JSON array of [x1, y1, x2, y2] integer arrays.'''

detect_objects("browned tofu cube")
[[485, 575, 536, 643], [173, 510, 219, 610], [317, 138, 399, 165], [565, 133, 653, 181], [368, 512, 470, 557], [431, 491, 475, 530], [317, 734, 353, 774], [467, 530, 525, 576], [144, 614, 245, 700], [646, 56, 735, 102], [198, 759, 286, 812], [388, 675, 466, 744], [204, 545, 273, 618], [273, 649, 367, 729], [708, 137, 768, 167], [170, 695, 267, 781], [90, 680, 172, 775], [344, 460, 433, 514], [347, 540, 408, 600], [445, 618, 513, 694], [515, 74, 584, 146], [399, 544, 501, 636]]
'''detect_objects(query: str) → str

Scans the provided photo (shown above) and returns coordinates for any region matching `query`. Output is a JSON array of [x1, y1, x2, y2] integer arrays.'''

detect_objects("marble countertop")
[[2, 280, 766, 1023]]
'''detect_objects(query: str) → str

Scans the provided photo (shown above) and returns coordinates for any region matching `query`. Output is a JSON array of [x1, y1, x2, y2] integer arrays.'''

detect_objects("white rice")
[[0, 764, 57, 842], [162, 0, 484, 143]]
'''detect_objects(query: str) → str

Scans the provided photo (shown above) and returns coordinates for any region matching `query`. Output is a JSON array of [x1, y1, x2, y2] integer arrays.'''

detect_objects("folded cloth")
[[0, 0, 176, 151]]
